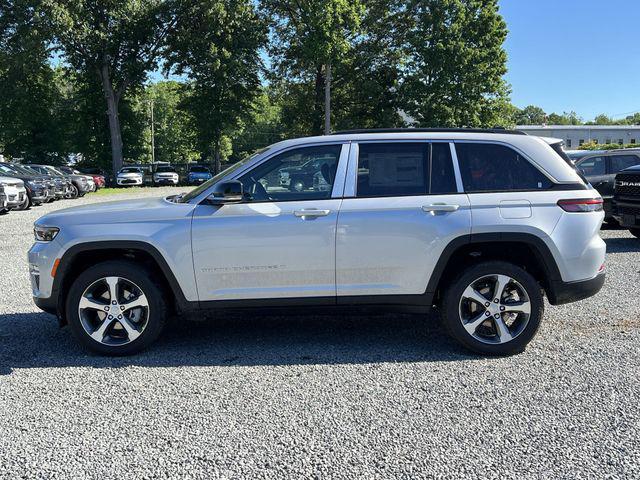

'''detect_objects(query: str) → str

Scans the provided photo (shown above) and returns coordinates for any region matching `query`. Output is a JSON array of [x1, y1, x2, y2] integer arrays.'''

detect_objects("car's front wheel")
[[65, 261, 167, 355], [440, 261, 544, 356]]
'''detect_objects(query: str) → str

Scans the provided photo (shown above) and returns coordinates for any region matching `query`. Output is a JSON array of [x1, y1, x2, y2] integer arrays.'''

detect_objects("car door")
[[335, 141, 471, 300], [191, 143, 349, 302]]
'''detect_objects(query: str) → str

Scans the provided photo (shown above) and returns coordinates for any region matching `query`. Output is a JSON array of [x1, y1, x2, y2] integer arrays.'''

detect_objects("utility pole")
[[324, 63, 331, 135], [149, 99, 156, 164]]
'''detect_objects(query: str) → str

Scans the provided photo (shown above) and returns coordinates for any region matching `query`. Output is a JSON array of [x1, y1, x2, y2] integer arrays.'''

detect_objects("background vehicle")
[[30, 129, 605, 357], [153, 165, 179, 185], [81, 167, 111, 188], [0, 163, 50, 208], [0, 175, 27, 210], [29, 164, 89, 198], [574, 149, 640, 221], [0, 184, 7, 213], [116, 167, 144, 186], [187, 165, 213, 185], [58, 166, 102, 191], [613, 165, 640, 238]]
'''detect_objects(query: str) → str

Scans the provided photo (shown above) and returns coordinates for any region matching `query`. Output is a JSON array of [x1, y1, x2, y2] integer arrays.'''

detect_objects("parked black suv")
[[613, 165, 640, 238], [574, 149, 640, 221]]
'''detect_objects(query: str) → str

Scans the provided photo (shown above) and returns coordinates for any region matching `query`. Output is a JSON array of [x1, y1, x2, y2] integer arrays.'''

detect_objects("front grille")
[[619, 205, 640, 216], [615, 174, 640, 196]]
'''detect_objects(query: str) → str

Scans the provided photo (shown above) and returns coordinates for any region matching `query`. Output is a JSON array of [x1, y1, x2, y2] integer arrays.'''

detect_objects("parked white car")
[[30, 128, 605, 356], [153, 165, 180, 186], [0, 175, 27, 211], [116, 167, 144, 187]]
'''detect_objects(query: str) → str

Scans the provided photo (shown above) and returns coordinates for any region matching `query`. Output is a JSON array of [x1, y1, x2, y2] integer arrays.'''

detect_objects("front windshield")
[[190, 166, 209, 173], [120, 168, 141, 173], [156, 166, 176, 173], [10, 164, 36, 175], [45, 166, 64, 176], [179, 149, 268, 203], [0, 164, 18, 175]]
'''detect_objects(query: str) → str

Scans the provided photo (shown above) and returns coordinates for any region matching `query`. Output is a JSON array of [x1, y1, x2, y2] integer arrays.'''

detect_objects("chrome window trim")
[[449, 142, 464, 193], [189, 141, 350, 204], [346, 139, 458, 198], [452, 139, 558, 185]]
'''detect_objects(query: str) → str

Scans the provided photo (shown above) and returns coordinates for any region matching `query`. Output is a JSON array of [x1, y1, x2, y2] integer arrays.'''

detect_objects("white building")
[[516, 125, 640, 148]]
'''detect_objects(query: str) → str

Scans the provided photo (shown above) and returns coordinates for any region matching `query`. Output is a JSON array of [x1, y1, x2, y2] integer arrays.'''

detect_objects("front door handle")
[[293, 209, 331, 218], [422, 204, 459, 213]]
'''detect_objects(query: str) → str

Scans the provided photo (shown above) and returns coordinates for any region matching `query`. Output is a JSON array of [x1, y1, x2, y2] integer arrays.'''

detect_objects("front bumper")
[[548, 272, 606, 305], [155, 177, 179, 185], [613, 200, 640, 228], [117, 177, 143, 186], [6, 186, 27, 208]]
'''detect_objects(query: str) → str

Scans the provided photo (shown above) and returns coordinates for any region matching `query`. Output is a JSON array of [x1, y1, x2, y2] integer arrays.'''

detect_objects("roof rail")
[[330, 127, 527, 136]]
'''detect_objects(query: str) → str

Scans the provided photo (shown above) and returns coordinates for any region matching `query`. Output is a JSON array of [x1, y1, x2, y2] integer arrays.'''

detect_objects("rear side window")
[[578, 156, 605, 176], [610, 155, 640, 173], [356, 142, 457, 197], [456, 143, 552, 192]]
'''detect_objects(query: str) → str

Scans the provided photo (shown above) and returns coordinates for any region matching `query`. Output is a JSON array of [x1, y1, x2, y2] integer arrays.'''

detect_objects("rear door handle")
[[422, 204, 459, 213], [293, 209, 331, 218]]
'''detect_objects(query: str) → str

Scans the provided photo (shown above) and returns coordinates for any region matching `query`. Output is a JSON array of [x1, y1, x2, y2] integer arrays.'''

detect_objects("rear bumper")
[[548, 272, 605, 305]]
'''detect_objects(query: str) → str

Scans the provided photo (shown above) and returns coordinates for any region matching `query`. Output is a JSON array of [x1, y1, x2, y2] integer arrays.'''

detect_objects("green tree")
[[399, 0, 509, 128], [44, 0, 176, 173], [144, 81, 198, 164], [0, 0, 64, 161], [165, 0, 266, 172], [514, 105, 547, 125], [264, 0, 364, 135], [588, 113, 615, 125]]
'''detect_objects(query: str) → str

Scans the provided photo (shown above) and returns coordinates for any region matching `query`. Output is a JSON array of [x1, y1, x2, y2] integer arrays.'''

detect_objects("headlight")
[[34, 225, 60, 242]]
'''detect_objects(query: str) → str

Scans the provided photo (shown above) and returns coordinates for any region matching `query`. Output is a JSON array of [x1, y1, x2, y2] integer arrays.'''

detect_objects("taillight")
[[557, 198, 604, 212]]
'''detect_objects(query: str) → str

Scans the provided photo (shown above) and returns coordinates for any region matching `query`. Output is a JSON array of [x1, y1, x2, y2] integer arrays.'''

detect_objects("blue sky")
[[499, 0, 640, 120]]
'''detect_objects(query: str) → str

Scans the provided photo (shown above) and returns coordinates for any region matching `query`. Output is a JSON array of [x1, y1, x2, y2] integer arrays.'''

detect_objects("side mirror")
[[206, 180, 244, 204]]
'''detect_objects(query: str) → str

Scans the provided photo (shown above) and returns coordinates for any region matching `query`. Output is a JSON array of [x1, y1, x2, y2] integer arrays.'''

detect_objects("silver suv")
[[29, 129, 606, 356]]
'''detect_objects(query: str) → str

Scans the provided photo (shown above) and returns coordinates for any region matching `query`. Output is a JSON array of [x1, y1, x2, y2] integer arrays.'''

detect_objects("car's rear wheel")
[[440, 261, 544, 356], [65, 261, 167, 355], [630, 228, 640, 238]]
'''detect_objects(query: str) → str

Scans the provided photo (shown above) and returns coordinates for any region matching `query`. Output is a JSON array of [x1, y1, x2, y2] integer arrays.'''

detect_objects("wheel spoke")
[[120, 294, 148, 313], [90, 317, 115, 342], [503, 300, 531, 316], [79, 296, 107, 311], [494, 316, 513, 343], [462, 286, 489, 306], [105, 277, 120, 303], [463, 313, 487, 336], [493, 275, 512, 301], [118, 316, 141, 342]]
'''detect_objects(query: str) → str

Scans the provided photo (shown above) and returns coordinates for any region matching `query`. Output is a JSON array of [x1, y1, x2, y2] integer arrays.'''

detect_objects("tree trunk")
[[99, 63, 124, 174], [324, 63, 331, 135], [312, 65, 324, 135]]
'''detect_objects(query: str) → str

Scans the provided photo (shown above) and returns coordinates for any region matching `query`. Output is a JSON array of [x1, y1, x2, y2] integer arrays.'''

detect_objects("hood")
[[619, 165, 640, 174], [118, 172, 143, 177], [36, 197, 192, 227], [0, 175, 24, 187]]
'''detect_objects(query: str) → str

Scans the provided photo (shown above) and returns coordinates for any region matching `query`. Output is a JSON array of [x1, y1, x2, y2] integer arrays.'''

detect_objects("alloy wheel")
[[458, 274, 531, 345], [78, 276, 150, 346]]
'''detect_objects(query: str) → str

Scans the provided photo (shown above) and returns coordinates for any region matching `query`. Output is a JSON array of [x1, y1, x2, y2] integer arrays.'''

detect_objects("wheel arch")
[[53, 241, 192, 323], [428, 233, 563, 305]]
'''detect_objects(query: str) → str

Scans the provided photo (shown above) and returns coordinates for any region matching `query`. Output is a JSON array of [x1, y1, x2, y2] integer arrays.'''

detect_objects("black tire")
[[69, 184, 79, 199], [65, 260, 167, 355], [14, 194, 30, 211], [630, 228, 640, 239], [440, 261, 544, 356]]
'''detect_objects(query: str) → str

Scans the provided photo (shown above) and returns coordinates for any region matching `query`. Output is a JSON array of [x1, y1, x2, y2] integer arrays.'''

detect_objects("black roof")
[[330, 128, 527, 136]]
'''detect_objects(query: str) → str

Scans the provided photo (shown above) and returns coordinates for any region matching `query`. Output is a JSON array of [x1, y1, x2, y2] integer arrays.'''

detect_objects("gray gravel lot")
[[0, 188, 639, 479]]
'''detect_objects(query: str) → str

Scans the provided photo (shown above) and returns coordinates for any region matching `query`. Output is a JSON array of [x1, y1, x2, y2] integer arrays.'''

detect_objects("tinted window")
[[357, 143, 428, 197], [156, 166, 176, 173], [190, 166, 210, 173], [578, 156, 605, 176], [239, 145, 341, 202], [610, 155, 640, 173], [456, 143, 552, 192], [430, 143, 457, 194]]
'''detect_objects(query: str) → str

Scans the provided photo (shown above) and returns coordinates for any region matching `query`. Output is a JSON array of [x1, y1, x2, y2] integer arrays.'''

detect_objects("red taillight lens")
[[557, 198, 604, 212]]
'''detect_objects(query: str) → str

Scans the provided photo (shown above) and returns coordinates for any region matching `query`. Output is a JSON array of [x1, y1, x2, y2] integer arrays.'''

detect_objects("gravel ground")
[[0, 188, 639, 479]]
